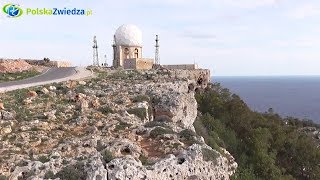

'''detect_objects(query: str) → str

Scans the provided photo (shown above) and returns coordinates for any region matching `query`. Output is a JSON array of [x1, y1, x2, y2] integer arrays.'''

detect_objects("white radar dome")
[[114, 24, 142, 47]]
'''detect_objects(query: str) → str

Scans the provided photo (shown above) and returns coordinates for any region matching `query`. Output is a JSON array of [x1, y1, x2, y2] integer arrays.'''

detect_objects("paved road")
[[0, 67, 92, 92], [0, 67, 76, 88]]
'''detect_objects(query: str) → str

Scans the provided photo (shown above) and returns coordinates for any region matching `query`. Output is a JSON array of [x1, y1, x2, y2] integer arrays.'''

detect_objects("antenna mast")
[[104, 55, 108, 67], [155, 35, 160, 65], [93, 36, 99, 66]]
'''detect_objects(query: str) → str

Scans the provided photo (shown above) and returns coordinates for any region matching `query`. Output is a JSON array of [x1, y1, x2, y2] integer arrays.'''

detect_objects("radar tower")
[[155, 35, 160, 65], [93, 36, 99, 66]]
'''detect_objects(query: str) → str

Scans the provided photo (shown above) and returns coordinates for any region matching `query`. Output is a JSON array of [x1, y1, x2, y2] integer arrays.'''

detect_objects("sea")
[[214, 76, 320, 124]]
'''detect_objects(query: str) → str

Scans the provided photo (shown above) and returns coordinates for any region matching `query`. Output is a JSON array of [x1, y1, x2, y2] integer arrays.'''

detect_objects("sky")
[[1, 0, 320, 76]]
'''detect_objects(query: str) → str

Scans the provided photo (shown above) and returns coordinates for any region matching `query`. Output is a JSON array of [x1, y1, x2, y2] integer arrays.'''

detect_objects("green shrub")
[[114, 99, 125, 104], [127, 108, 146, 120], [115, 121, 131, 131], [179, 129, 196, 139], [179, 129, 200, 145], [55, 162, 86, 180], [16, 160, 28, 167], [202, 148, 219, 163], [149, 127, 174, 138], [98, 106, 113, 115], [102, 150, 114, 163], [139, 155, 154, 166], [132, 95, 149, 103], [44, 170, 55, 179], [151, 96, 161, 105], [38, 155, 50, 163]]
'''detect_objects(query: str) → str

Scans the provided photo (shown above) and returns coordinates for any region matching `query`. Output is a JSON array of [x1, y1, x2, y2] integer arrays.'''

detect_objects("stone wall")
[[123, 58, 154, 70], [162, 64, 198, 70], [24, 59, 71, 67], [52, 61, 72, 67], [136, 58, 154, 70]]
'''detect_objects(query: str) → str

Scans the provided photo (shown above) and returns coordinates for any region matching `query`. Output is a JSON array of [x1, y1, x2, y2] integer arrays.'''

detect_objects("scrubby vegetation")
[[55, 162, 86, 180], [0, 69, 40, 82], [131, 95, 149, 103], [202, 148, 219, 163], [149, 127, 174, 138], [43, 170, 55, 179], [127, 108, 146, 120], [139, 155, 154, 166], [179, 129, 200, 145], [195, 83, 320, 180], [102, 150, 114, 163], [38, 155, 50, 163]]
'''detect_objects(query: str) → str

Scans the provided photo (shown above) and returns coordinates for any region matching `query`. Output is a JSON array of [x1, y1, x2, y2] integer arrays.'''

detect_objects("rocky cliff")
[[0, 68, 237, 180]]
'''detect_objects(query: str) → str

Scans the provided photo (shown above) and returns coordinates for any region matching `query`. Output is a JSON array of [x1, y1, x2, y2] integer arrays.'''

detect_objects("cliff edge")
[[0, 68, 237, 180]]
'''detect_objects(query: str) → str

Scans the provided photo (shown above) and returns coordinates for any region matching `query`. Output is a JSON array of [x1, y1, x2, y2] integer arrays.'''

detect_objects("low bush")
[[102, 150, 114, 163], [149, 127, 174, 138], [44, 171, 55, 179], [131, 95, 149, 103], [98, 106, 113, 115], [179, 129, 200, 145], [55, 162, 86, 180], [127, 108, 146, 120], [38, 155, 50, 163], [115, 121, 131, 131], [202, 148, 219, 163], [139, 155, 154, 166]]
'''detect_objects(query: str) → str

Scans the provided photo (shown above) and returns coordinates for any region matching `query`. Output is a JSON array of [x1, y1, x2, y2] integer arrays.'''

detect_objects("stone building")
[[112, 24, 154, 70]]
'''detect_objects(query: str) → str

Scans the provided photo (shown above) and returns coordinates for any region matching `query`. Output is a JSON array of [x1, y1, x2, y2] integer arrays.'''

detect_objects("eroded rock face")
[[107, 144, 237, 180], [0, 69, 237, 180], [145, 81, 197, 130]]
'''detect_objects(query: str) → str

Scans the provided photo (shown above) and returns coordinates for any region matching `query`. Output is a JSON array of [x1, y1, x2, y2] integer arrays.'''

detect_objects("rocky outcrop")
[[108, 144, 237, 180], [0, 69, 237, 179], [0, 59, 33, 73]]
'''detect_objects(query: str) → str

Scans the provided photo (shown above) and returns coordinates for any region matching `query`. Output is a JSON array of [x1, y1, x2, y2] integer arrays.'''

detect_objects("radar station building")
[[112, 24, 154, 70]]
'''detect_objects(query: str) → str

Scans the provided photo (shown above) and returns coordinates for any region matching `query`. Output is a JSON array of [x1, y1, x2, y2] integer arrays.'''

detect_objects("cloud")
[[224, 0, 279, 9], [182, 33, 216, 40], [273, 36, 320, 47], [286, 4, 320, 19]]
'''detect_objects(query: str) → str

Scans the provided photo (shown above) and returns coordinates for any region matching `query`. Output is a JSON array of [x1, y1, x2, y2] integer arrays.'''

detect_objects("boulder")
[[0, 110, 15, 120]]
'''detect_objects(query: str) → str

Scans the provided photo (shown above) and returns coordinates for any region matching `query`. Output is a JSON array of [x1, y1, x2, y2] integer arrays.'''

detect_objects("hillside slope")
[[0, 69, 236, 180]]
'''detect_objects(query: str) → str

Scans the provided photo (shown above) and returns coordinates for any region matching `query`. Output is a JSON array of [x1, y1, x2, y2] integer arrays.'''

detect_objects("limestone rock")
[[0, 110, 15, 120], [41, 87, 49, 94], [0, 125, 12, 134], [0, 102, 4, 110], [49, 85, 56, 91], [44, 110, 56, 120], [78, 80, 87, 85]]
